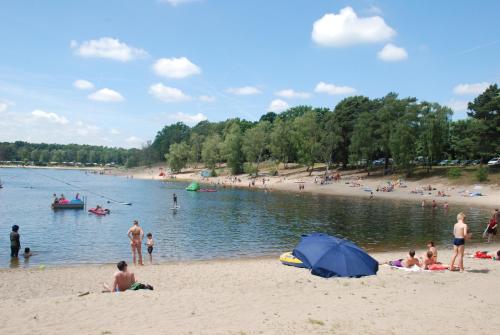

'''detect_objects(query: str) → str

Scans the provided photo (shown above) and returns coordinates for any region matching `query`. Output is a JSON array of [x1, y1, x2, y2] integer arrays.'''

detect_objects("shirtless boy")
[[450, 212, 468, 272], [127, 220, 144, 265], [103, 261, 136, 292]]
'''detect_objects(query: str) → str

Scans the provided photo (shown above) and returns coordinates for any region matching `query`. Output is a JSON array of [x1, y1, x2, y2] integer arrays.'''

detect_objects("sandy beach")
[[118, 165, 500, 209], [1, 244, 499, 335]]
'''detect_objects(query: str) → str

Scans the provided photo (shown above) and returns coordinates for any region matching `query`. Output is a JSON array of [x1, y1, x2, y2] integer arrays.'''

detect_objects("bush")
[[476, 166, 489, 182], [243, 162, 258, 175], [210, 169, 218, 177], [447, 167, 462, 179]]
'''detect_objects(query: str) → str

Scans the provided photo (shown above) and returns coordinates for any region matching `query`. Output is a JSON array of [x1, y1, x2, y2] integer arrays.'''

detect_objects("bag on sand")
[[130, 282, 154, 291]]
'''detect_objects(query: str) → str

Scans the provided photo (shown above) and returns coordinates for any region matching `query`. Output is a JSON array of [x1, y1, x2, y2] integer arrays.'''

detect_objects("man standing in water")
[[10, 225, 20, 258], [127, 220, 144, 265], [173, 193, 178, 207], [450, 212, 468, 272]]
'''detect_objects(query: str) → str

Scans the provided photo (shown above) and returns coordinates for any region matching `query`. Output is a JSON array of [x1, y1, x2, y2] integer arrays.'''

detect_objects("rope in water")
[[31, 169, 132, 206]]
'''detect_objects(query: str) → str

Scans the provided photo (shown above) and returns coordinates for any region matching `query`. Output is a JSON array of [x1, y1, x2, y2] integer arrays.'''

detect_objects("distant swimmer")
[[173, 193, 178, 207], [127, 220, 144, 266]]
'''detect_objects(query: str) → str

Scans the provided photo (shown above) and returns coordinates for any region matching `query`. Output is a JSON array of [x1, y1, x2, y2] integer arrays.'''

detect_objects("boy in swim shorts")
[[146, 233, 154, 264], [450, 212, 468, 272]]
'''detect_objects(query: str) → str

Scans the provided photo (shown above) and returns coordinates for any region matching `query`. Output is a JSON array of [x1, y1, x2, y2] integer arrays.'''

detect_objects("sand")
[[1, 244, 500, 335], [118, 165, 500, 209]]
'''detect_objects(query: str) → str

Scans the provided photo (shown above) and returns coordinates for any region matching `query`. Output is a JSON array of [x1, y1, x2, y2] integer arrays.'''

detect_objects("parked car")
[[487, 157, 500, 166], [372, 159, 385, 166], [471, 159, 481, 165], [449, 159, 460, 165], [438, 160, 449, 166]]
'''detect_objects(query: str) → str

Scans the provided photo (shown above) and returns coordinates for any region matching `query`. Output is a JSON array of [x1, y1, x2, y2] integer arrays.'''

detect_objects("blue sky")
[[0, 0, 498, 148]]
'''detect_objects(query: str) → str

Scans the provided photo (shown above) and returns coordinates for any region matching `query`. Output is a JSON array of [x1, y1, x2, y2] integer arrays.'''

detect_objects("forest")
[[1, 84, 498, 176]]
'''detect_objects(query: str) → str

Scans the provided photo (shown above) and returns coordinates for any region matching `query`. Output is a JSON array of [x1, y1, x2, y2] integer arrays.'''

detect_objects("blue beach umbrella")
[[292, 233, 378, 278]]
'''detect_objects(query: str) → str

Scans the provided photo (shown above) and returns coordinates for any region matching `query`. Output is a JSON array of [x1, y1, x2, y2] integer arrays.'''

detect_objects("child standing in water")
[[146, 233, 154, 264], [450, 212, 469, 272]]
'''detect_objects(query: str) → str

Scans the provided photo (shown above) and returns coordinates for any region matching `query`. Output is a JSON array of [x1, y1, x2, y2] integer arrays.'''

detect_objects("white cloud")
[[199, 95, 216, 102], [31, 109, 69, 125], [149, 83, 191, 102], [160, 0, 198, 6], [312, 6, 396, 47], [170, 112, 207, 125], [377, 43, 408, 62], [268, 99, 289, 113], [75, 121, 100, 136], [73, 79, 94, 90], [226, 86, 262, 95], [275, 89, 311, 99], [453, 82, 490, 95], [153, 57, 201, 79], [88, 88, 124, 102], [0, 101, 10, 113], [71, 37, 148, 62], [446, 99, 469, 112], [125, 136, 144, 147], [314, 81, 356, 95], [110, 128, 120, 135]]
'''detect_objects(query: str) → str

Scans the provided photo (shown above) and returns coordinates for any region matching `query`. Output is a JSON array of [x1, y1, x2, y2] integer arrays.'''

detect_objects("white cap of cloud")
[[453, 82, 490, 95], [160, 0, 197, 6], [149, 83, 191, 102], [88, 88, 124, 102], [71, 37, 148, 62], [314, 82, 356, 95], [125, 136, 144, 147], [199, 95, 216, 102], [275, 89, 311, 99], [446, 99, 469, 112], [0, 101, 9, 113], [31, 109, 69, 125], [312, 6, 396, 47], [73, 79, 95, 90], [377, 43, 408, 61], [110, 128, 120, 135], [153, 57, 201, 79], [226, 86, 262, 95], [171, 112, 207, 125], [268, 99, 289, 113]]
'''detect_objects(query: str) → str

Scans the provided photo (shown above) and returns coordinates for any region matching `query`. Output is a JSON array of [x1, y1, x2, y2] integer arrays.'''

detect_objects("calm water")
[[0, 167, 491, 268]]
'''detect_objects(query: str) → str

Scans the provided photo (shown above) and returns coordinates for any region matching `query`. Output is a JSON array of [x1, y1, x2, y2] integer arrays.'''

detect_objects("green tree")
[[242, 121, 271, 174], [293, 111, 322, 174], [220, 123, 244, 174], [467, 84, 500, 159], [270, 118, 294, 168], [201, 134, 222, 171], [165, 142, 190, 173]]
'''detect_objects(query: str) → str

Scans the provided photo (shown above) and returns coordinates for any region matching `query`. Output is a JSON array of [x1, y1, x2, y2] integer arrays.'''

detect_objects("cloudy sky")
[[0, 0, 498, 148]]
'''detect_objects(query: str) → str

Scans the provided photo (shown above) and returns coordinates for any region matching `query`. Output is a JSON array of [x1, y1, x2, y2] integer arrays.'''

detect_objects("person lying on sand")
[[383, 250, 421, 268], [471, 250, 500, 260]]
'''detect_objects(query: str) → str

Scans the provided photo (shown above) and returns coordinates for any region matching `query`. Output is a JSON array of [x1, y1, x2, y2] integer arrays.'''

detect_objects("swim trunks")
[[147, 246, 153, 254], [487, 227, 497, 235], [453, 238, 465, 246], [389, 259, 403, 267]]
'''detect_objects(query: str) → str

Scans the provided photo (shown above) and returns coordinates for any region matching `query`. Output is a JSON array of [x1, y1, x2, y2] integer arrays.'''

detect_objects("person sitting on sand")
[[426, 241, 438, 262], [421, 251, 436, 269], [103, 261, 136, 292], [384, 250, 421, 268]]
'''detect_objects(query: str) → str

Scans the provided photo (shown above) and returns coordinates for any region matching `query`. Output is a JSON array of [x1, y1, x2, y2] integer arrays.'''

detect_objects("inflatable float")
[[199, 188, 217, 192], [186, 182, 200, 191], [88, 208, 110, 216], [279, 251, 306, 268], [51, 199, 84, 210]]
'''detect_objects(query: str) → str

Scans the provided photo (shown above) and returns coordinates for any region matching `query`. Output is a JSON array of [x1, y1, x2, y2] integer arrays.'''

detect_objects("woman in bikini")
[[127, 220, 144, 265]]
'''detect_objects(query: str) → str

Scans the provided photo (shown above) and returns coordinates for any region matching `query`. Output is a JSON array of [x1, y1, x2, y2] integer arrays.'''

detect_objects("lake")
[[0, 167, 490, 268]]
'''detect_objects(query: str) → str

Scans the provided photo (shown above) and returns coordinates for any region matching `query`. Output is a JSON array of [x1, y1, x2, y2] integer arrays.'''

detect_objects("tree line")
[[155, 85, 499, 176], [0, 142, 137, 167], [1, 85, 498, 175]]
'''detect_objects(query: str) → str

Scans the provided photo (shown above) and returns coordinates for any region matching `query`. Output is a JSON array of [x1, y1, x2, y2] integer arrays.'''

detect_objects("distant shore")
[[1, 243, 499, 334], [115, 165, 500, 210]]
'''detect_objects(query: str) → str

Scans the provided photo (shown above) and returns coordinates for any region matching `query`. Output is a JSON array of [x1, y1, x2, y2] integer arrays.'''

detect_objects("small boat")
[[51, 199, 84, 210], [279, 251, 306, 268], [88, 208, 110, 216], [199, 188, 217, 192]]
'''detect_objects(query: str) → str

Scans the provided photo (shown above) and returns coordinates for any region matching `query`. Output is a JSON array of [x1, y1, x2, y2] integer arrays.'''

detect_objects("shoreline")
[[115, 165, 500, 209], [1, 244, 499, 334]]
